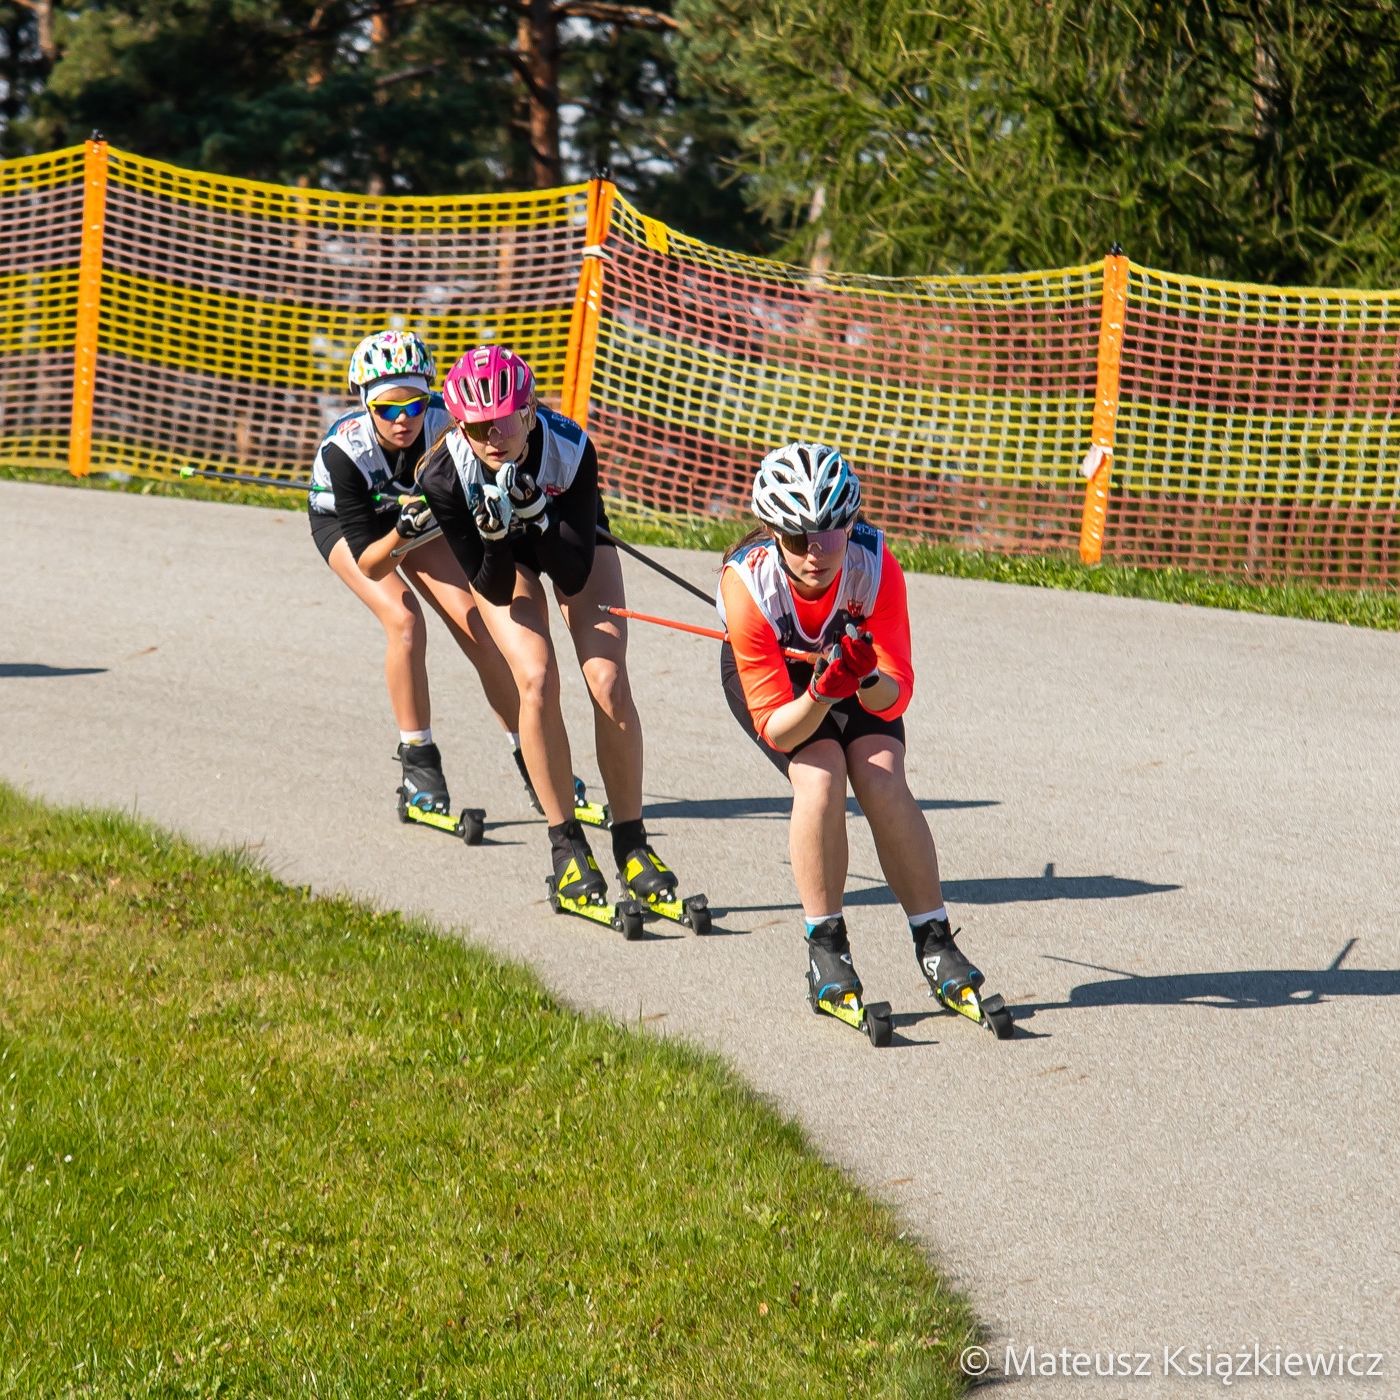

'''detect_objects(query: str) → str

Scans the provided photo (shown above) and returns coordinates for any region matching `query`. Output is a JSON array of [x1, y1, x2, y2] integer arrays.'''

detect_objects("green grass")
[[6, 463, 1395, 629], [0, 782, 975, 1398]]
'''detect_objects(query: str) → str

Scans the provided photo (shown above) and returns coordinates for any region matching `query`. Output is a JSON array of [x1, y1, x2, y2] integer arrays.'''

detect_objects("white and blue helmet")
[[752, 441, 861, 534]]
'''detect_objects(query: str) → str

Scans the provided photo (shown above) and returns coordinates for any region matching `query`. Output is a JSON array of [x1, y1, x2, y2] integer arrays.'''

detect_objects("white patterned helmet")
[[347, 330, 435, 391], [751, 442, 861, 533]]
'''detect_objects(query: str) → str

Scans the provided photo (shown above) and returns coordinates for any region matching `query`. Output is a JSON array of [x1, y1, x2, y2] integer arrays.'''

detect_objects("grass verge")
[[7, 464, 1392, 629], [0, 782, 975, 1398], [608, 511, 1399, 632]]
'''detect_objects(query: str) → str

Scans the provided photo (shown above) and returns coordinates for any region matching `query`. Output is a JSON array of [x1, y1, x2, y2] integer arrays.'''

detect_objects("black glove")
[[466, 483, 510, 541], [394, 497, 436, 539], [498, 462, 547, 529]]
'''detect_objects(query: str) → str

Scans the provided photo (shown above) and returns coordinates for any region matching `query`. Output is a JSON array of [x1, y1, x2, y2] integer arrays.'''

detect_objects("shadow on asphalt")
[[642, 793, 998, 822], [718, 863, 1180, 914], [1018, 941, 1400, 1016], [0, 663, 108, 677]]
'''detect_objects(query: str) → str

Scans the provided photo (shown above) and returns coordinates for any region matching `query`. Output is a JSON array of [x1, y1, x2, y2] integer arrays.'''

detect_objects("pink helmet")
[[442, 345, 535, 423]]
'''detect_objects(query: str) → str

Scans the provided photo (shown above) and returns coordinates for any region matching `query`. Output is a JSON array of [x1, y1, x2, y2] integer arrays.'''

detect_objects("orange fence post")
[[1078, 247, 1130, 564], [69, 136, 109, 478], [561, 176, 617, 427]]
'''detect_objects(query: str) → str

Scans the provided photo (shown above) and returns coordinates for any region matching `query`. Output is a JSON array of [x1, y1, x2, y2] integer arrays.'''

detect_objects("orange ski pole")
[[600, 605, 820, 664]]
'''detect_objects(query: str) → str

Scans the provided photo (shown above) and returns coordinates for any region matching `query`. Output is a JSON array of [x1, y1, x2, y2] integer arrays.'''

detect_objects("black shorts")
[[720, 643, 905, 778], [308, 508, 343, 562], [308, 508, 396, 564]]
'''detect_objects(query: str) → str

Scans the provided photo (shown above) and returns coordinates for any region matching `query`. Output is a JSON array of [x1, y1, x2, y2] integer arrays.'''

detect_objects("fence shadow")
[[1017, 940, 1399, 1018], [0, 663, 108, 678]]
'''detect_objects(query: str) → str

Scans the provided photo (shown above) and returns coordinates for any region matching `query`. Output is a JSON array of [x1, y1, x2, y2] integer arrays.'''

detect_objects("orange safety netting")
[[0, 148, 85, 469], [586, 197, 1101, 563], [32, 143, 588, 484], [1110, 266, 1400, 585], [5, 144, 1397, 589]]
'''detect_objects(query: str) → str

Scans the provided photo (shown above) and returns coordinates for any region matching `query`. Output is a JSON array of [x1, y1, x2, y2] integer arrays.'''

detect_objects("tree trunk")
[[30, 0, 54, 63], [807, 182, 831, 274], [12, 0, 55, 66], [367, 4, 393, 195], [517, 0, 562, 188]]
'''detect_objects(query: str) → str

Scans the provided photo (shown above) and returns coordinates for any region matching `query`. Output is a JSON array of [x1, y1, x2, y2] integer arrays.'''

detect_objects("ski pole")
[[176, 465, 423, 506], [177, 465, 308, 492], [600, 605, 819, 664], [390, 525, 442, 558], [596, 526, 714, 607]]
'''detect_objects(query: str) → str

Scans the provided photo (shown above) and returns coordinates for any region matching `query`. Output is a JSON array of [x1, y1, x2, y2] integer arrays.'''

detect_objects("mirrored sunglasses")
[[369, 396, 429, 422], [777, 527, 848, 555], [462, 412, 524, 443]]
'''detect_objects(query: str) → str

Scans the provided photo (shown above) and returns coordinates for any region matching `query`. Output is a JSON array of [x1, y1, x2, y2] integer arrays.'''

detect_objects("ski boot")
[[545, 819, 645, 939], [804, 916, 891, 1046], [617, 843, 711, 935], [395, 742, 484, 845], [512, 747, 610, 829], [913, 916, 1012, 1039]]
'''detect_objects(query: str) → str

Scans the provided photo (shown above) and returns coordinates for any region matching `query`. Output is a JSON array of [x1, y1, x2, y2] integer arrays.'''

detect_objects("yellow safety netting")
[[4, 142, 1397, 587]]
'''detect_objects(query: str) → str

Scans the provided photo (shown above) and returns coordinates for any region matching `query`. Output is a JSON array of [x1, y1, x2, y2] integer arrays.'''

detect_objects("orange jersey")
[[719, 529, 913, 744]]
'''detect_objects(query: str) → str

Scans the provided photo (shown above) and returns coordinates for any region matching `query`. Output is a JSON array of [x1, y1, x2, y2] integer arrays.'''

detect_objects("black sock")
[[548, 819, 583, 860], [611, 818, 646, 869]]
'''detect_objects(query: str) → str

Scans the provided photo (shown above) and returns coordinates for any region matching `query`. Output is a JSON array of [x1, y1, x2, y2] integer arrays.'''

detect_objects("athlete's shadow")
[[643, 793, 998, 822], [720, 863, 1179, 915], [1018, 940, 1400, 1019], [0, 662, 108, 678]]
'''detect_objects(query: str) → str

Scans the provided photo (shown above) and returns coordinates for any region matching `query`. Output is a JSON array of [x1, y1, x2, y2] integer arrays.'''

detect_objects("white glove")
[[466, 482, 512, 541], [497, 462, 548, 530]]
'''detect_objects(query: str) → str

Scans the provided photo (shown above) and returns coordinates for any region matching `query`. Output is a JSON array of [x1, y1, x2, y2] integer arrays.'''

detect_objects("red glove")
[[807, 641, 863, 704], [838, 625, 878, 682]]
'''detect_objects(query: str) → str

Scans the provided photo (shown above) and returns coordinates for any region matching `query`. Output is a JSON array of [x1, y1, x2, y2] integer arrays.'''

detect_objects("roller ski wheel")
[[512, 747, 600, 824], [805, 975, 892, 1048], [545, 876, 646, 940], [397, 788, 486, 845], [618, 848, 708, 933], [914, 917, 1013, 1039], [630, 889, 712, 935], [933, 983, 1014, 1039], [803, 917, 891, 1047], [573, 783, 612, 830]]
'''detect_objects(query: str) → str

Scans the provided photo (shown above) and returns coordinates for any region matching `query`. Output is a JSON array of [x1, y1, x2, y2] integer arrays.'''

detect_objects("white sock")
[[507, 732, 520, 751], [908, 906, 947, 931], [400, 728, 432, 746]]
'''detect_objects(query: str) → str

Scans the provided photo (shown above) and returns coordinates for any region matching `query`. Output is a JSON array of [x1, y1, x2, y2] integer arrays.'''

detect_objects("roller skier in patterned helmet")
[[307, 329, 523, 821]]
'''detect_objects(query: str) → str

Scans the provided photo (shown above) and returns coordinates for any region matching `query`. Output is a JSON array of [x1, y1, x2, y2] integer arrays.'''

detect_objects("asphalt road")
[[5, 479, 1397, 1397]]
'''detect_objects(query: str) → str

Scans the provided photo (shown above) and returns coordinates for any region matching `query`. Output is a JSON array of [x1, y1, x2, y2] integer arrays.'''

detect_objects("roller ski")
[[512, 746, 611, 829], [617, 844, 711, 936], [913, 917, 1013, 1039], [395, 742, 484, 846], [544, 819, 646, 940], [804, 917, 892, 1047]]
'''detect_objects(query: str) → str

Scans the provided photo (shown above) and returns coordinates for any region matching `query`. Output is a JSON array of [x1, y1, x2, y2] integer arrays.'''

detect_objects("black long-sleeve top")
[[321, 434, 427, 561], [417, 420, 610, 606]]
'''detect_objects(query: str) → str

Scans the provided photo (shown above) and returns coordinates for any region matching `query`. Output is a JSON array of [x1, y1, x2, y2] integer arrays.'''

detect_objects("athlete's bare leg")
[[400, 535, 519, 733], [846, 733, 945, 912], [556, 544, 643, 825], [327, 536, 430, 729], [469, 568, 577, 825], [786, 739, 849, 918]]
